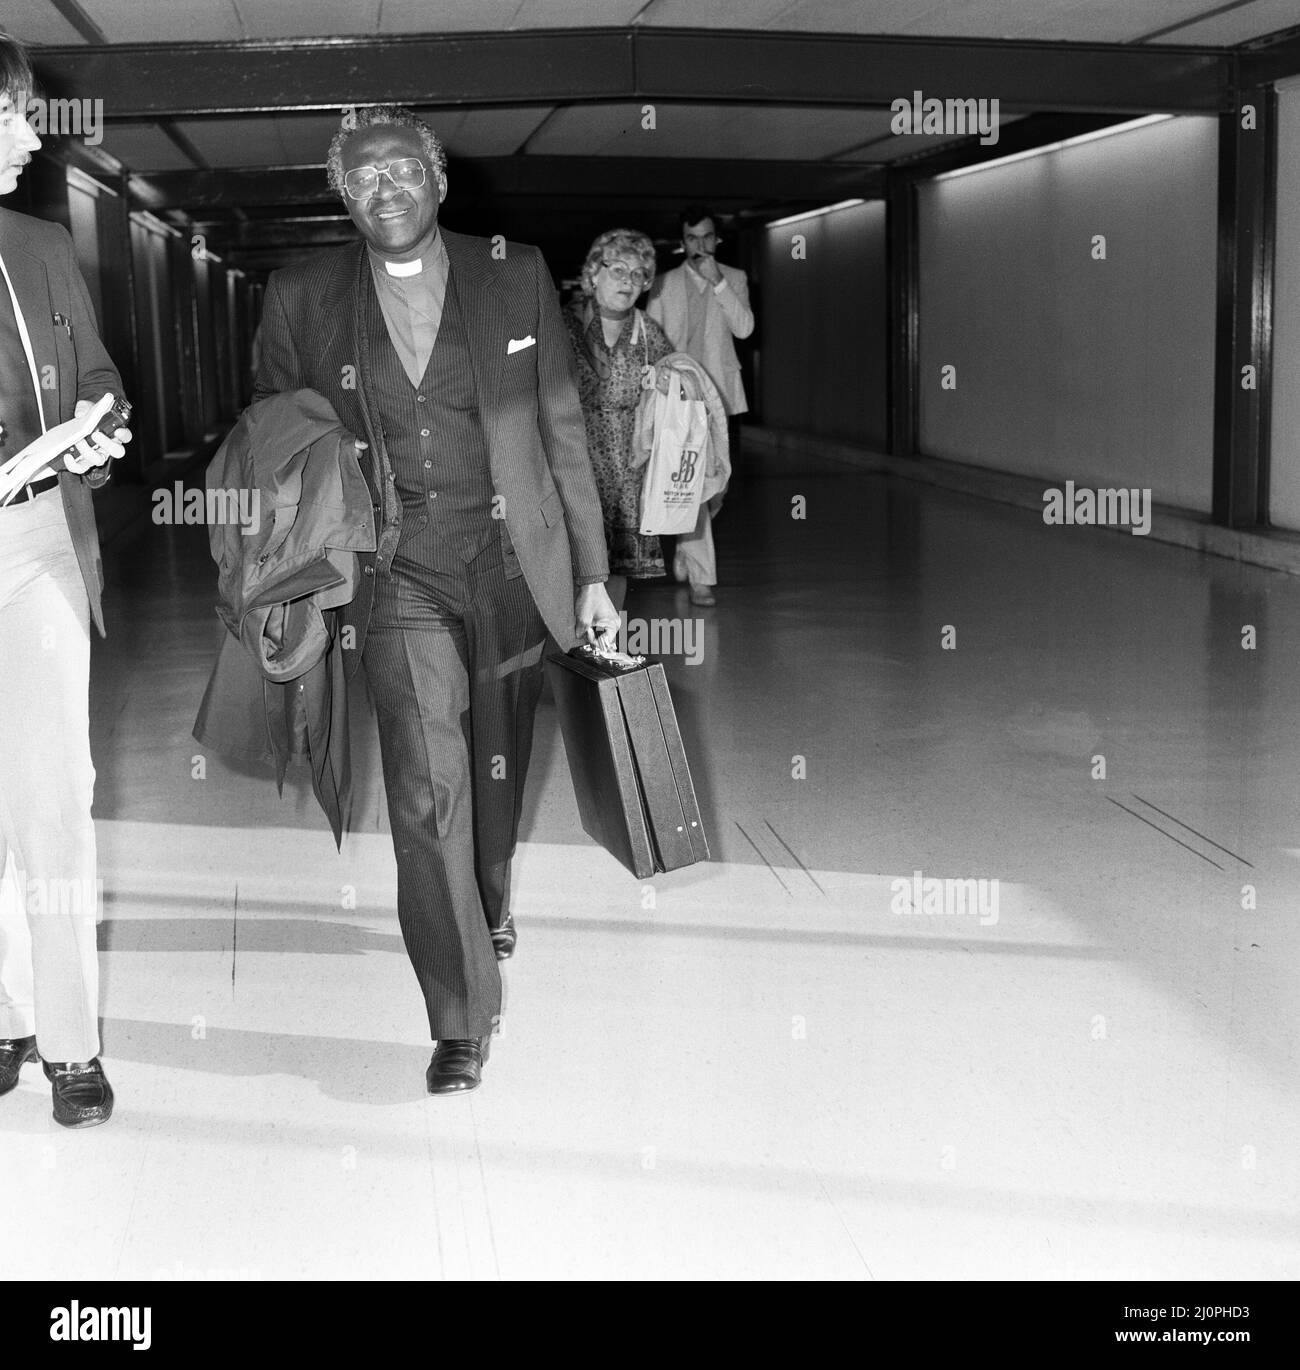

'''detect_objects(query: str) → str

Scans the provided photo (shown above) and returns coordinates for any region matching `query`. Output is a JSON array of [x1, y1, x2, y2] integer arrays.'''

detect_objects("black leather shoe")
[[0, 1037, 38, 1097], [43, 1058, 114, 1128], [426, 1036, 489, 1095], [490, 914, 517, 962]]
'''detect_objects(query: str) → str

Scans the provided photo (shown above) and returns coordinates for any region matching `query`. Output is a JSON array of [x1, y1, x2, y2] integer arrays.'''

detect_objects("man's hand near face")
[[691, 251, 723, 286]]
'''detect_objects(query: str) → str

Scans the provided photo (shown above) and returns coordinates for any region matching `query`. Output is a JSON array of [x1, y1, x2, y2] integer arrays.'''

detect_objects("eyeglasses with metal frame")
[[343, 157, 428, 200], [600, 260, 649, 287]]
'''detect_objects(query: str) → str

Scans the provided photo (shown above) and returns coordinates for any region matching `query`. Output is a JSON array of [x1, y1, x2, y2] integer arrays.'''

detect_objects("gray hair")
[[579, 228, 657, 297], [326, 104, 446, 199]]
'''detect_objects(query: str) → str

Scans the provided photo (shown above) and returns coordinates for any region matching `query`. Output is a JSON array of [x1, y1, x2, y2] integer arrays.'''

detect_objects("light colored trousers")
[[0, 489, 100, 1062], [672, 411, 739, 588], [673, 501, 716, 587]]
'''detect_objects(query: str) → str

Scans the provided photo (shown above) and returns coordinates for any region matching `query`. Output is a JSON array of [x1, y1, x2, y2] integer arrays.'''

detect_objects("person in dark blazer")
[[0, 35, 132, 1128], [253, 105, 617, 1094]]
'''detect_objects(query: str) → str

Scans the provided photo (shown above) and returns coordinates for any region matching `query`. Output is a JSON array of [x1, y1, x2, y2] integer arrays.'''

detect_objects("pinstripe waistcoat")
[[252, 229, 609, 677]]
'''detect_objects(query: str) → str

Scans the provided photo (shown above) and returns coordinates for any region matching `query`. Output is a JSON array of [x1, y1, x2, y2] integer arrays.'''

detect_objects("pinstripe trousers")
[[362, 546, 547, 1040]]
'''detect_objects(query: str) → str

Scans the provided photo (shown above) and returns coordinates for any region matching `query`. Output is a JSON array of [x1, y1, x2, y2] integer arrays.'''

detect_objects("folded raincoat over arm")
[[632, 351, 731, 503], [193, 388, 376, 845]]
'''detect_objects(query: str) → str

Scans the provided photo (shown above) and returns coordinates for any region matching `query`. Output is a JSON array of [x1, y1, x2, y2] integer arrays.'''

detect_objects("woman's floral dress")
[[564, 300, 675, 578]]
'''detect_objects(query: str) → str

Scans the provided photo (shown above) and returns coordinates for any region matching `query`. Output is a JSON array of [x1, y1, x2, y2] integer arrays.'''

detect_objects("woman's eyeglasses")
[[343, 157, 427, 200], [600, 260, 648, 287]]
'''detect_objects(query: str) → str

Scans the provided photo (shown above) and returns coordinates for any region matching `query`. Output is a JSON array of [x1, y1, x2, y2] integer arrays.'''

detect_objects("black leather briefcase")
[[546, 645, 709, 879]]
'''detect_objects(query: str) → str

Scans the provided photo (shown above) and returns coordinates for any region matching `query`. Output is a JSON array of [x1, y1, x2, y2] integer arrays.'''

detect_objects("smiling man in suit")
[[254, 105, 616, 1094], [0, 35, 131, 1128]]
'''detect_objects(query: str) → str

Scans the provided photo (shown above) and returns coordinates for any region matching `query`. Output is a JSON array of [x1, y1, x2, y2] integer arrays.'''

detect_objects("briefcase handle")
[[569, 641, 647, 675]]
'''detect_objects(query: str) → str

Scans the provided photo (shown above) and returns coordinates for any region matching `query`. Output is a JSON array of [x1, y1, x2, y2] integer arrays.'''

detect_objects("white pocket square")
[[507, 335, 536, 354]]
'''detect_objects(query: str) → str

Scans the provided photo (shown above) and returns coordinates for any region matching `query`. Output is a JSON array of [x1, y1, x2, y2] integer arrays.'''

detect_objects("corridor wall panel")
[[918, 116, 1218, 513], [66, 173, 104, 329], [759, 199, 889, 448], [1269, 79, 1300, 532]]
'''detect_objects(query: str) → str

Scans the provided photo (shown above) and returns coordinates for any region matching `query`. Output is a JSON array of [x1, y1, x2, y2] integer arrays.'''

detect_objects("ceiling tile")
[[171, 114, 342, 167], [233, 0, 383, 38], [1, 0, 88, 45], [640, 0, 794, 27], [418, 106, 555, 157], [96, 122, 202, 172], [16, 0, 1299, 49], [768, 0, 1158, 40], [1145, 0, 1300, 44], [80, 0, 244, 42], [642, 0, 1297, 44], [835, 109, 1026, 160], [379, 0, 647, 31]]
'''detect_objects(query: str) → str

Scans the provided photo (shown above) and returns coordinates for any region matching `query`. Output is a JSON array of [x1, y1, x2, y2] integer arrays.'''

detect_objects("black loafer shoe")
[[490, 914, 517, 962], [0, 1037, 38, 1097], [426, 1036, 489, 1095], [43, 1058, 114, 1129]]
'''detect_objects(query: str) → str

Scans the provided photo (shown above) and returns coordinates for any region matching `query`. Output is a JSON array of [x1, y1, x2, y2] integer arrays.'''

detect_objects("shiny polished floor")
[[4, 438, 1300, 1281]]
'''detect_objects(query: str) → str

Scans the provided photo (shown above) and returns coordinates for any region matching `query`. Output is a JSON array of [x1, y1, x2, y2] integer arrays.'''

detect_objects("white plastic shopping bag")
[[638, 385, 709, 536]]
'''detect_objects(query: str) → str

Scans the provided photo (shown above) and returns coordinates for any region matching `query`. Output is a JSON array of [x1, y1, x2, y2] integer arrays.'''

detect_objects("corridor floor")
[[4, 442, 1298, 1280]]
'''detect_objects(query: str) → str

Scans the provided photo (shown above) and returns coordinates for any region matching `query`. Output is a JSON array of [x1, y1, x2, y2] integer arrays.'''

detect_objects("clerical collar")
[[370, 233, 440, 277]]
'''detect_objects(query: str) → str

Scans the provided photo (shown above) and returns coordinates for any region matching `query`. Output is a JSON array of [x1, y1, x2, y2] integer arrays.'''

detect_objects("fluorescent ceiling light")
[[933, 115, 1174, 181], [766, 198, 867, 229]]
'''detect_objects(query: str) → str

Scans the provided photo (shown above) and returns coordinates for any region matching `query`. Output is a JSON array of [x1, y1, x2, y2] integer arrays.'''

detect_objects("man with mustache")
[[646, 205, 753, 607], [254, 105, 616, 1094], [0, 35, 132, 1127]]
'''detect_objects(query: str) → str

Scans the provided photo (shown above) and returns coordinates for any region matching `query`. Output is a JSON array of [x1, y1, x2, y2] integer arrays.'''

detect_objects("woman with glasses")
[[563, 229, 673, 610]]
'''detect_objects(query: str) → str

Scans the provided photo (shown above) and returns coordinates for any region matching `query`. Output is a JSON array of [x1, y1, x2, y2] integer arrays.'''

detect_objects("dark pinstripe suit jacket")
[[252, 229, 608, 668], [0, 208, 120, 636]]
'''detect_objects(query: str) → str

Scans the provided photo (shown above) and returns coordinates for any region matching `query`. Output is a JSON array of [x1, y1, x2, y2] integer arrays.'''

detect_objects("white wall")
[[918, 116, 1219, 512], [1269, 79, 1300, 531]]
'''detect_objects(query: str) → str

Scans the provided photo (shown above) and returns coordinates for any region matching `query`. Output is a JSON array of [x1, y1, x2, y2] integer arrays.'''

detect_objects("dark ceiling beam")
[[31, 31, 631, 117], [634, 30, 1230, 113], [138, 156, 884, 212], [197, 219, 359, 251], [29, 27, 1231, 119], [1237, 26, 1300, 85], [142, 167, 332, 210], [453, 155, 884, 205]]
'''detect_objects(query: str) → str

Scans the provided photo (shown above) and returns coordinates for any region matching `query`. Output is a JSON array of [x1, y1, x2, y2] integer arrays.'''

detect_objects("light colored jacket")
[[645, 260, 753, 415]]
